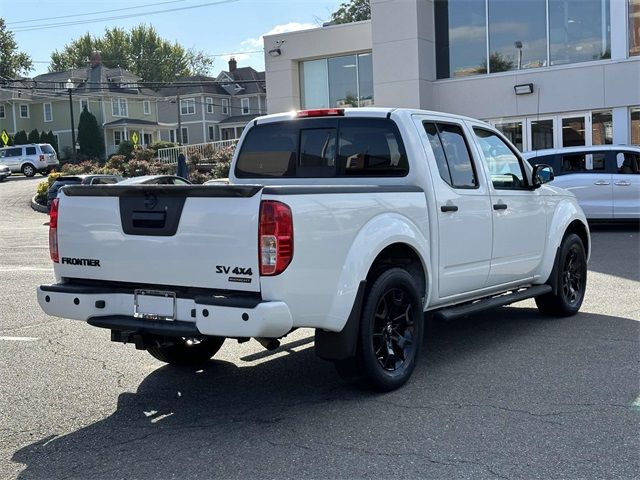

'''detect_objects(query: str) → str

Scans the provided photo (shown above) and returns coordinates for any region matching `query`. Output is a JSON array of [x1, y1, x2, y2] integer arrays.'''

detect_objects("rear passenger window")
[[423, 122, 477, 188], [561, 153, 606, 173], [616, 152, 640, 174], [25, 147, 36, 155], [4, 148, 22, 157], [235, 118, 407, 178]]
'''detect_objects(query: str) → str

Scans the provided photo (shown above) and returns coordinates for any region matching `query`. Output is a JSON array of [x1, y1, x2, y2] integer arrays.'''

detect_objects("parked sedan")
[[524, 145, 640, 220], [116, 175, 192, 185], [47, 174, 123, 208], [0, 164, 10, 181]]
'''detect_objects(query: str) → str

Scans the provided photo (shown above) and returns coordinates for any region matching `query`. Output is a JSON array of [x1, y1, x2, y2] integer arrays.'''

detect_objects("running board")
[[433, 285, 552, 322]]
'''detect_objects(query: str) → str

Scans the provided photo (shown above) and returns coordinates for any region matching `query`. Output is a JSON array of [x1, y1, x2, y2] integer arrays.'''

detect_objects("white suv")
[[0, 144, 59, 177]]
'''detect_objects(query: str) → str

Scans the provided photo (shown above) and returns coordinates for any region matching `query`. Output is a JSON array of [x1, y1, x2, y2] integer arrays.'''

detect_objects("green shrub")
[[35, 180, 49, 204], [105, 155, 127, 172], [47, 171, 62, 186], [148, 141, 176, 153], [117, 140, 135, 158]]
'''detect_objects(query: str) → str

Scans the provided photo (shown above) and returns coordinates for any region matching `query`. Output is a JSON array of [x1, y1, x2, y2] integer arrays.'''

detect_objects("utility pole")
[[65, 79, 77, 162], [176, 84, 182, 146]]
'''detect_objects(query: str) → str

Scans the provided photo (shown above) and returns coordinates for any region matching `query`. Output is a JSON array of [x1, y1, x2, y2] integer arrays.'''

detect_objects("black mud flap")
[[314, 281, 366, 361]]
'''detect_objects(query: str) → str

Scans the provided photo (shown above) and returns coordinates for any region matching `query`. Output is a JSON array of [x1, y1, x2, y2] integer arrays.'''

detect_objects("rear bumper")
[[37, 283, 293, 338]]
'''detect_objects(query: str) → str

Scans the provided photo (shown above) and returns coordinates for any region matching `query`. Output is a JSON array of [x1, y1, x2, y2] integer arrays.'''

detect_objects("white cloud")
[[242, 22, 317, 49]]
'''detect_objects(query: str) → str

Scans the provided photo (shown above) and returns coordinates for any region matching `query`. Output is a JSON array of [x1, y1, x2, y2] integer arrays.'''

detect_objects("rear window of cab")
[[235, 118, 409, 178]]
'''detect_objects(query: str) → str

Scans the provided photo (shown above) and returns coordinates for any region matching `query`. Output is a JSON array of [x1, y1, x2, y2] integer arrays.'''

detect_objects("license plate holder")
[[133, 289, 177, 321]]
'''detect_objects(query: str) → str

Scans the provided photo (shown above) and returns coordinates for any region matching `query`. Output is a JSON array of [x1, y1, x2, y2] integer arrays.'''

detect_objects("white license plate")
[[133, 289, 176, 321]]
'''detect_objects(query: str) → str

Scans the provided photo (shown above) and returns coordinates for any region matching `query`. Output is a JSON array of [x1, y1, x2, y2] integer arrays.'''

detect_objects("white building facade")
[[264, 0, 640, 151]]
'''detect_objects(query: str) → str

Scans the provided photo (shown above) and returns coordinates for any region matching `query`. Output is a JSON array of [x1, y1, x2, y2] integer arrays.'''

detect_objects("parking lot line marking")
[[0, 336, 39, 342], [0, 267, 52, 272], [633, 396, 640, 411]]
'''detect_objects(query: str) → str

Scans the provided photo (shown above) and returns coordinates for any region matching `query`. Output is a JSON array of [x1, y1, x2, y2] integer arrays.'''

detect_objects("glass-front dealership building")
[[264, 0, 640, 150]]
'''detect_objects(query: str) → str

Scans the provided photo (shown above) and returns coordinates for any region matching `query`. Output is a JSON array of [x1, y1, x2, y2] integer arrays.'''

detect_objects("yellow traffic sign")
[[0, 130, 9, 147], [131, 132, 139, 146]]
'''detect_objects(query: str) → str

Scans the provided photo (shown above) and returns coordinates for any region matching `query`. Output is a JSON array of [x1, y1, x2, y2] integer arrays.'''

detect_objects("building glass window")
[[435, 0, 487, 78], [494, 121, 524, 151], [20, 104, 29, 118], [80, 99, 89, 112], [143, 100, 150, 115], [300, 59, 329, 110], [562, 116, 586, 147], [43, 103, 52, 122], [631, 108, 640, 145], [549, 0, 610, 65], [300, 52, 374, 109], [591, 111, 613, 145], [169, 129, 176, 143], [181, 127, 189, 144], [112, 98, 128, 117], [241, 98, 250, 114], [114, 131, 125, 145], [180, 98, 195, 115], [488, 0, 547, 72], [0, 104, 4, 118], [208, 126, 215, 140], [328, 55, 358, 107], [531, 119, 554, 150], [221, 98, 229, 115], [206, 97, 214, 113], [631, 0, 640, 56]]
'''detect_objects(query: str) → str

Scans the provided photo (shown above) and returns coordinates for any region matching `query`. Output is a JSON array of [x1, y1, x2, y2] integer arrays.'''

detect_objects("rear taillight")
[[39, 154, 45, 162], [49, 198, 59, 263], [259, 200, 293, 276]]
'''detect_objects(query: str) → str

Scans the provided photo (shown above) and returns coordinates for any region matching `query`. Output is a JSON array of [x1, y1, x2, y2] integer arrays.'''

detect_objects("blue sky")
[[1, 0, 342, 76]]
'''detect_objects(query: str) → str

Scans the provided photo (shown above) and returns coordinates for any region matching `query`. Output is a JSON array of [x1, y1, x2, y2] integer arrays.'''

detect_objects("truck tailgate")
[[56, 185, 262, 292]]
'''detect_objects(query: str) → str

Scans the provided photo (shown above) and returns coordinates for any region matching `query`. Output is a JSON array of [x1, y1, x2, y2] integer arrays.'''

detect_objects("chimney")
[[90, 51, 102, 68], [228, 57, 237, 72]]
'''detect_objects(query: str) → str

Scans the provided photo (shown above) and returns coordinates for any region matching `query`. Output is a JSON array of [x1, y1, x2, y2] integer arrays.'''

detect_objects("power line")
[[6, 0, 189, 25], [26, 50, 264, 65], [12, 0, 240, 33]]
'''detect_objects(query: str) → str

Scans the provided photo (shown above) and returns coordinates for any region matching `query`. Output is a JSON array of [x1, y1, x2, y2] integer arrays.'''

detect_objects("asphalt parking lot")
[[0, 176, 638, 479]]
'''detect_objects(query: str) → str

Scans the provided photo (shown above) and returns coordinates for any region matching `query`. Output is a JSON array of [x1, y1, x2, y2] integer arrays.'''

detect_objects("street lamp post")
[[515, 41, 523, 70], [65, 79, 77, 162]]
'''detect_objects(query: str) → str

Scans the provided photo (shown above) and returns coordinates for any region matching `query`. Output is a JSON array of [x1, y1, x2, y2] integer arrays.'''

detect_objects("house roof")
[[33, 63, 156, 96], [216, 67, 266, 95], [103, 118, 160, 127], [157, 75, 229, 97], [219, 114, 260, 125]]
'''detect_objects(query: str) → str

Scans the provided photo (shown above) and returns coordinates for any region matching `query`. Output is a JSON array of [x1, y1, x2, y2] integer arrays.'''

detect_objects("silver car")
[[524, 145, 640, 220], [0, 143, 59, 177], [0, 164, 10, 181]]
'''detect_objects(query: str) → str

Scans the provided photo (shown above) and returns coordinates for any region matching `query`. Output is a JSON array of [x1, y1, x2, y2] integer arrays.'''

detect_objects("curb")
[[31, 195, 49, 214]]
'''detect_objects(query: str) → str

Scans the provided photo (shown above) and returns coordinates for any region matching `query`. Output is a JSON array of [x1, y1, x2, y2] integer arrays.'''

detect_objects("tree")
[[13, 130, 27, 145], [477, 52, 515, 74], [0, 18, 32, 78], [49, 24, 213, 84], [40, 130, 58, 153], [27, 129, 40, 144], [77, 107, 104, 159], [330, 0, 371, 24]]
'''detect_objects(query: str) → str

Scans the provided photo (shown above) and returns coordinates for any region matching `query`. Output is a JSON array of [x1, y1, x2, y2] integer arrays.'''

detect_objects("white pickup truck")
[[38, 108, 590, 390]]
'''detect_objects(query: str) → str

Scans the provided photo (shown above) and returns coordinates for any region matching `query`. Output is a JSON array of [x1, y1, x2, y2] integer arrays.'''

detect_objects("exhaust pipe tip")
[[256, 337, 280, 351]]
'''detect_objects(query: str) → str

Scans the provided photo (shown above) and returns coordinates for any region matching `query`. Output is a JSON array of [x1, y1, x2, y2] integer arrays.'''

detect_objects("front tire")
[[21, 164, 36, 177], [335, 268, 423, 391], [535, 233, 587, 317], [147, 337, 225, 366]]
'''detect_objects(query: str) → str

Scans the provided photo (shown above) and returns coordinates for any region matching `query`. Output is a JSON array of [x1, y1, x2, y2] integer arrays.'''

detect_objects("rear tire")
[[148, 337, 225, 366], [535, 233, 587, 317], [21, 164, 36, 177], [334, 268, 423, 391]]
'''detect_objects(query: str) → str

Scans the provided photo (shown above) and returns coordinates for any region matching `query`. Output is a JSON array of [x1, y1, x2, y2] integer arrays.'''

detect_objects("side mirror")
[[532, 164, 554, 187]]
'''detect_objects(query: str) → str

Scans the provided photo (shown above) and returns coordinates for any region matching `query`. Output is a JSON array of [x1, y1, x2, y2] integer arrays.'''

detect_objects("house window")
[[631, 0, 640, 56], [143, 133, 153, 145], [222, 98, 229, 115], [300, 52, 374, 109], [631, 107, 640, 145], [241, 98, 250, 114], [0, 104, 5, 119], [181, 127, 189, 144], [180, 98, 196, 115], [206, 97, 214, 114], [112, 98, 128, 117], [208, 126, 215, 140], [114, 131, 126, 145], [80, 99, 89, 112], [43, 103, 53, 122], [143, 100, 150, 115], [20, 104, 29, 118], [169, 129, 176, 143]]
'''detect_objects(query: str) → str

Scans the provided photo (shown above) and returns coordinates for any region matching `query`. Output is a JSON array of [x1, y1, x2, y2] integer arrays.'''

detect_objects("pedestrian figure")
[[177, 152, 189, 180]]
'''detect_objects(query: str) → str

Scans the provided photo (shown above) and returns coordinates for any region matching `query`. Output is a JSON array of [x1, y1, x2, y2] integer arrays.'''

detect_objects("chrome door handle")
[[614, 181, 631, 186], [593, 180, 610, 185]]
